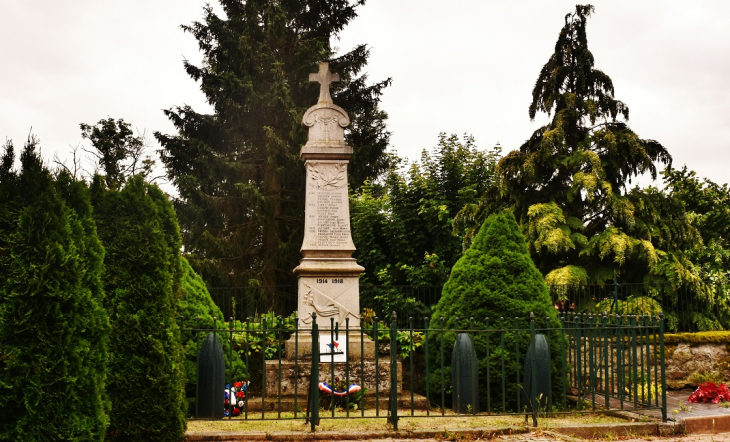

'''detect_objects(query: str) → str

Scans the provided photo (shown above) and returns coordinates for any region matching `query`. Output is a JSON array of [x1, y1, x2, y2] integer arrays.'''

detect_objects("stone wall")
[[665, 332, 730, 390]]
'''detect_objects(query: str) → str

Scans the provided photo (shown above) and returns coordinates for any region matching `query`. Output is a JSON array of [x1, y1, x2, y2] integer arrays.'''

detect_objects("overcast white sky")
[[2, 1, 729, 188]]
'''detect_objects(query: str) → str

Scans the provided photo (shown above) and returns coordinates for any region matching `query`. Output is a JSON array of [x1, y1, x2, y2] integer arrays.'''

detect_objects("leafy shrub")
[[593, 295, 662, 316], [230, 312, 297, 360], [428, 211, 563, 411]]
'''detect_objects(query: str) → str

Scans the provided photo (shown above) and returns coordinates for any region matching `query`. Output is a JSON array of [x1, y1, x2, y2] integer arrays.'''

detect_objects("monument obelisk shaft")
[[294, 62, 364, 329]]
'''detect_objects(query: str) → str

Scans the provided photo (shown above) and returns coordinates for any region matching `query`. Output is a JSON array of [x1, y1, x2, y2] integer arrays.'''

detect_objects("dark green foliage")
[[351, 134, 501, 286], [156, 0, 391, 307], [178, 257, 246, 416], [429, 211, 562, 411], [80, 118, 150, 189], [661, 168, 730, 329], [92, 175, 186, 441], [0, 138, 109, 441]]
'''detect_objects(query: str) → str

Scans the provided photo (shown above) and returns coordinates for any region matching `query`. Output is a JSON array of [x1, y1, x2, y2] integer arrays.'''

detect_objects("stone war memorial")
[[293, 62, 364, 331], [262, 62, 420, 411]]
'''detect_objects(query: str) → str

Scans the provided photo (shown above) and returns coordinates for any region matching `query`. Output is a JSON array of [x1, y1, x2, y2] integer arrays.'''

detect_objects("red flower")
[[236, 391, 245, 398], [232, 408, 241, 416], [688, 382, 730, 404], [234, 381, 243, 389]]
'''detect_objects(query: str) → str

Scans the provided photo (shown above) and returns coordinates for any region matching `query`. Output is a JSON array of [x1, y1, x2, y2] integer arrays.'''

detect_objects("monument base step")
[[265, 359, 401, 396]]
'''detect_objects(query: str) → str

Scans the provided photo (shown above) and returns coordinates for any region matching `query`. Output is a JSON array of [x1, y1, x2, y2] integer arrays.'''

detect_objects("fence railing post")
[[388, 311, 399, 430], [294, 312, 299, 418], [659, 313, 667, 422], [308, 313, 319, 431], [500, 317, 506, 413], [424, 316, 431, 415], [229, 316, 235, 419], [575, 314, 583, 410], [261, 316, 267, 419], [529, 312, 538, 427], [559, 314, 567, 410], [485, 316, 491, 414]]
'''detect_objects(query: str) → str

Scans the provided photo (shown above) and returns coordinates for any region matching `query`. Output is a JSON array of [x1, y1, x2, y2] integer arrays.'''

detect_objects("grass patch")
[[186, 411, 629, 434]]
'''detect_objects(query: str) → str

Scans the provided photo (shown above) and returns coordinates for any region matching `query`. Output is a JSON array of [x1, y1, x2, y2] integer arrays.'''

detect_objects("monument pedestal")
[[264, 359, 401, 397], [284, 334, 375, 361]]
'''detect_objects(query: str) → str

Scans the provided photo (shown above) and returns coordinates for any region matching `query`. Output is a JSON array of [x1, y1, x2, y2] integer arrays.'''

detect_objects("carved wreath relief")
[[312, 112, 340, 141]]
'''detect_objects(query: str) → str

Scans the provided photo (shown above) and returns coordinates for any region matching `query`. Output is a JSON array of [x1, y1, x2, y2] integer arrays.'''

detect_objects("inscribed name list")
[[302, 161, 355, 251]]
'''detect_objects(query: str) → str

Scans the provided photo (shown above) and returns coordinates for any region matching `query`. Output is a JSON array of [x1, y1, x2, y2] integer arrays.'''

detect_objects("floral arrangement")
[[224, 381, 248, 416], [688, 382, 730, 404], [318, 377, 361, 397], [318, 377, 366, 411]]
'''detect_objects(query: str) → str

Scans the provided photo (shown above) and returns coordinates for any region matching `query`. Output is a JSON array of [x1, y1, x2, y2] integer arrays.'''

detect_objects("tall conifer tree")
[[458, 5, 698, 289], [156, 0, 391, 309]]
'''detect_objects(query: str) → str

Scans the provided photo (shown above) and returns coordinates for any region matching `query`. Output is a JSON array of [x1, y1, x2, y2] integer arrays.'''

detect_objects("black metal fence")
[[182, 312, 667, 429], [549, 283, 730, 332], [207, 283, 729, 332], [208, 286, 298, 321]]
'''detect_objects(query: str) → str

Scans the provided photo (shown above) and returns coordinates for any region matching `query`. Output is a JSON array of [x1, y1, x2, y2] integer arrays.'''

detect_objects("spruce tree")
[[155, 0, 391, 308], [429, 211, 562, 411], [92, 175, 186, 441], [0, 138, 109, 441]]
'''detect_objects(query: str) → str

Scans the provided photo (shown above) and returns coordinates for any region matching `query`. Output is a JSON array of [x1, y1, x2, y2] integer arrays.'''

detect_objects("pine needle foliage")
[[156, 0, 391, 308], [92, 175, 186, 442], [0, 138, 109, 441], [429, 211, 562, 411]]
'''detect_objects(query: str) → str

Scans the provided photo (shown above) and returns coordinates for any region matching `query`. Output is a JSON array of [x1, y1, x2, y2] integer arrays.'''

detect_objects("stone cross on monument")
[[310, 63, 339, 104], [293, 62, 364, 331]]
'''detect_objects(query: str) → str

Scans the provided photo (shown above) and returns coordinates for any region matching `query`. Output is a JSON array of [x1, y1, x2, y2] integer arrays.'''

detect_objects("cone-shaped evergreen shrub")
[[429, 211, 562, 411], [0, 140, 109, 441], [92, 175, 186, 441], [179, 257, 246, 416]]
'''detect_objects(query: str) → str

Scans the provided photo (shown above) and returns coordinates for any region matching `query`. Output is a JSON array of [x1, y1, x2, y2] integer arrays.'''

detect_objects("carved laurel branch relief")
[[307, 162, 347, 189]]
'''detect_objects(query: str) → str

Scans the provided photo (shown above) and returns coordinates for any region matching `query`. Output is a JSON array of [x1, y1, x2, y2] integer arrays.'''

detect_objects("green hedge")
[[429, 211, 563, 410], [92, 175, 186, 441], [0, 142, 109, 441]]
